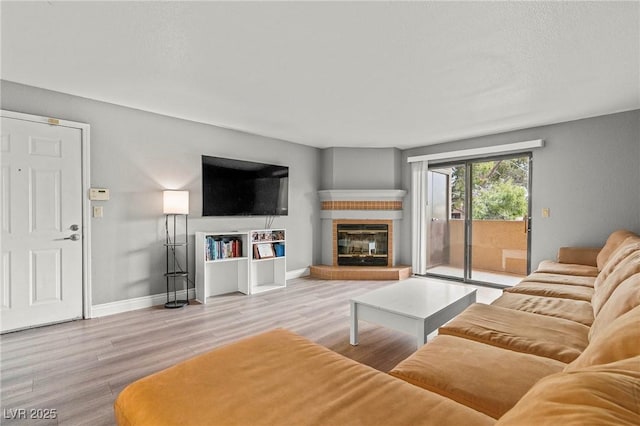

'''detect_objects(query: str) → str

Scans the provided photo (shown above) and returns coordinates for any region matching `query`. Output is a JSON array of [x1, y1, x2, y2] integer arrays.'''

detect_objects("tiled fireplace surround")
[[310, 189, 412, 280]]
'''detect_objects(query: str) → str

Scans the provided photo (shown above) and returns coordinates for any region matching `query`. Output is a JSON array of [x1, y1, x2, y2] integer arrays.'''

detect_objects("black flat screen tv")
[[202, 155, 289, 216]]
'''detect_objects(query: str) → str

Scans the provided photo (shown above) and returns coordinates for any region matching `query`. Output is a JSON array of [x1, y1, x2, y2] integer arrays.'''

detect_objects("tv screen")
[[202, 155, 289, 216]]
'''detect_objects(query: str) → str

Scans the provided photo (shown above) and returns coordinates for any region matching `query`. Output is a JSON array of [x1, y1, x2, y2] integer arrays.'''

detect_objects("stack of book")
[[205, 237, 242, 261]]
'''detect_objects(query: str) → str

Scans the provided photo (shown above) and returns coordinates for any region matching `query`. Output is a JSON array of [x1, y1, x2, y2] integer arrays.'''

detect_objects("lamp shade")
[[163, 190, 189, 214]]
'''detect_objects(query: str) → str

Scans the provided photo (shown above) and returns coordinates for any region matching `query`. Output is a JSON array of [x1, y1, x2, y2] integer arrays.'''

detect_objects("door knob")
[[64, 234, 80, 241], [70, 224, 79, 231]]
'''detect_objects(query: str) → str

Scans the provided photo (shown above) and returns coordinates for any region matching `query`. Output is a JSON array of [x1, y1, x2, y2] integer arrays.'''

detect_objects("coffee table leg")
[[350, 301, 358, 346], [417, 320, 426, 347]]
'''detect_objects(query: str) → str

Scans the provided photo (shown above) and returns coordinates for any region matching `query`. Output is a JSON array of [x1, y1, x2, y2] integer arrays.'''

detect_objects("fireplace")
[[332, 219, 393, 267], [337, 223, 389, 266], [312, 189, 410, 280]]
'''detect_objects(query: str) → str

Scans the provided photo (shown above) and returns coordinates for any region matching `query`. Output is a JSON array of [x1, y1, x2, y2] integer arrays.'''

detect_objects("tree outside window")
[[450, 158, 528, 220]]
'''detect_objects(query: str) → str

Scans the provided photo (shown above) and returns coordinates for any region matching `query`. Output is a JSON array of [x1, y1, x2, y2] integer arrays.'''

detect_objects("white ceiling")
[[1, 1, 639, 149]]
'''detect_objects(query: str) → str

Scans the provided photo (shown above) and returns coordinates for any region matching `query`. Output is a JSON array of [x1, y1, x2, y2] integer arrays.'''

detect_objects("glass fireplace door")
[[337, 223, 389, 266]]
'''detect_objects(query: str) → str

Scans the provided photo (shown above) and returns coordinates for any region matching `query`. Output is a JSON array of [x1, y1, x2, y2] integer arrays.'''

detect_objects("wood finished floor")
[[0, 277, 501, 425]]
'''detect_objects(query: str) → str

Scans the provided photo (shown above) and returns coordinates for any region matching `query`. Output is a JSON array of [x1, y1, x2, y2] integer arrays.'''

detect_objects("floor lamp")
[[163, 190, 189, 309]]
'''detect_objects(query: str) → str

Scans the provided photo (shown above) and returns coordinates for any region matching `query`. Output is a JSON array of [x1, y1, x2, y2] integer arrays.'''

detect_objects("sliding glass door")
[[425, 154, 531, 286], [426, 166, 465, 279]]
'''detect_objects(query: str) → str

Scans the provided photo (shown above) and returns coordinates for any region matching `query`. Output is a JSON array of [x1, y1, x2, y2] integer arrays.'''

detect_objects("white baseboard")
[[91, 288, 197, 318], [286, 267, 310, 280], [92, 270, 309, 318]]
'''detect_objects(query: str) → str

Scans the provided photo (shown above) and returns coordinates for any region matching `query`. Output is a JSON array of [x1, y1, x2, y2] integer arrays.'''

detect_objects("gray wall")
[[3, 79, 638, 304], [320, 147, 402, 189], [1, 80, 322, 305], [401, 110, 640, 268]]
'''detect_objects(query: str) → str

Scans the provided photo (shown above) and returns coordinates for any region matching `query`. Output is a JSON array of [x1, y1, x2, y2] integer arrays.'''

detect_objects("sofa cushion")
[[438, 303, 589, 363], [567, 305, 640, 371], [496, 357, 640, 426], [520, 272, 595, 287], [504, 281, 594, 302], [390, 335, 564, 419], [591, 273, 640, 341], [596, 229, 638, 270], [595, 235, 640, 287], [491, 292, 594, 326], [114, 328, 495, 426], [592, 250, 640, 315], [535, 260, 598, 277]]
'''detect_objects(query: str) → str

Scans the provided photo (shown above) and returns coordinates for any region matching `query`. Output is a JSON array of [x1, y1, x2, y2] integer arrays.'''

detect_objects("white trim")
[[92, 268, 308, 316], [318, 189, 407, 201], [93, 268, 308, 316], [407, 139, 544, 163], [286, 267, 310, 280], [0, 110, 93, 319], [92, 289, 197, 318]]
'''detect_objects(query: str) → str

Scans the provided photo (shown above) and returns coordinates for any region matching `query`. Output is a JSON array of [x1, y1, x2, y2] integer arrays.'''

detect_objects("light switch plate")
[[93, 206, 103, 218], [542, 208, 550, 218], [89, 188, 110, 201]]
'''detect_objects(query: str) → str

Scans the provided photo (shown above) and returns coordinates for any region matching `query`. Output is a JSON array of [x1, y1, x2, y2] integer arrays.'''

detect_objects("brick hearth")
[[309, 264, 412, 280]]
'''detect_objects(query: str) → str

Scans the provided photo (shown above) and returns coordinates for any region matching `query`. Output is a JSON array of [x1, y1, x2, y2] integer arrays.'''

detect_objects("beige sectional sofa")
[[115, 230, 640, 425]]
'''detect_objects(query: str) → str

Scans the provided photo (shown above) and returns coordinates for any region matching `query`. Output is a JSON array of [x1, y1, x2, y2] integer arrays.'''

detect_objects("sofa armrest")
[[556, 247, 601, 267]]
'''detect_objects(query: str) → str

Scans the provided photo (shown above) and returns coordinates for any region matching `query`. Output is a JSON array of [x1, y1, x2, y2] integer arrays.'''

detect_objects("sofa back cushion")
[[567, 305, 640, 371], [595, 235, 640, 285], [496, 357, 640, 426], [596, 229, 637, 270], [557, 246, 600, 267], [589, 273, 640, 342], [592, 250, 640, 315]]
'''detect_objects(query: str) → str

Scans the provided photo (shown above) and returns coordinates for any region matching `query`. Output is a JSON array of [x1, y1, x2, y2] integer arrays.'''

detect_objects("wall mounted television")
[[202, 155, 289, 216]]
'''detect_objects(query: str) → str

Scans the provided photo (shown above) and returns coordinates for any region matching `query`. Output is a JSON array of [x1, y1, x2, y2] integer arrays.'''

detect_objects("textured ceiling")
[[1, 1, 638, 149]]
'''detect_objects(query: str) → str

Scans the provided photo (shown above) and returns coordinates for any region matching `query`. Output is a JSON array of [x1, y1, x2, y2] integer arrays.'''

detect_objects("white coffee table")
[[350, 278, 476, 347]]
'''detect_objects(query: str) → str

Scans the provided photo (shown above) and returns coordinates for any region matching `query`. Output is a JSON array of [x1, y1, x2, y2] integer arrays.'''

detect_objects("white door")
[[1, 117, 83, 333]]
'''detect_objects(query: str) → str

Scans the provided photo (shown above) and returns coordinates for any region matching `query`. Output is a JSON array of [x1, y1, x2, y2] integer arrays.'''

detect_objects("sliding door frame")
[[426, 151, 533, 287]]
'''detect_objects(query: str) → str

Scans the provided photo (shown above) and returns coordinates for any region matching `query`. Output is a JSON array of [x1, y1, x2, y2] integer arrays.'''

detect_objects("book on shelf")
[[205, 236, 243, 261]]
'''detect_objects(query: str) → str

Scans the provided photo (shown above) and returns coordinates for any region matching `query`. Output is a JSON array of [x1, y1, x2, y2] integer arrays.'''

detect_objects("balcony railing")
[[444, 219, 527, 275]]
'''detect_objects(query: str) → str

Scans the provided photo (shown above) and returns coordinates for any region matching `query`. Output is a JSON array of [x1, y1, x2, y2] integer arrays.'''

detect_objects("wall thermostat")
[[89, 188, 110, 201]]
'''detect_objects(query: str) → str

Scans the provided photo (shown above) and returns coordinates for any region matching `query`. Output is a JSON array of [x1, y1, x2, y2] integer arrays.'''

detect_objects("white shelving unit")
[[195, 231, 249, 303], [195, 229, 286, 303], [249, 229, 286, 294]]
